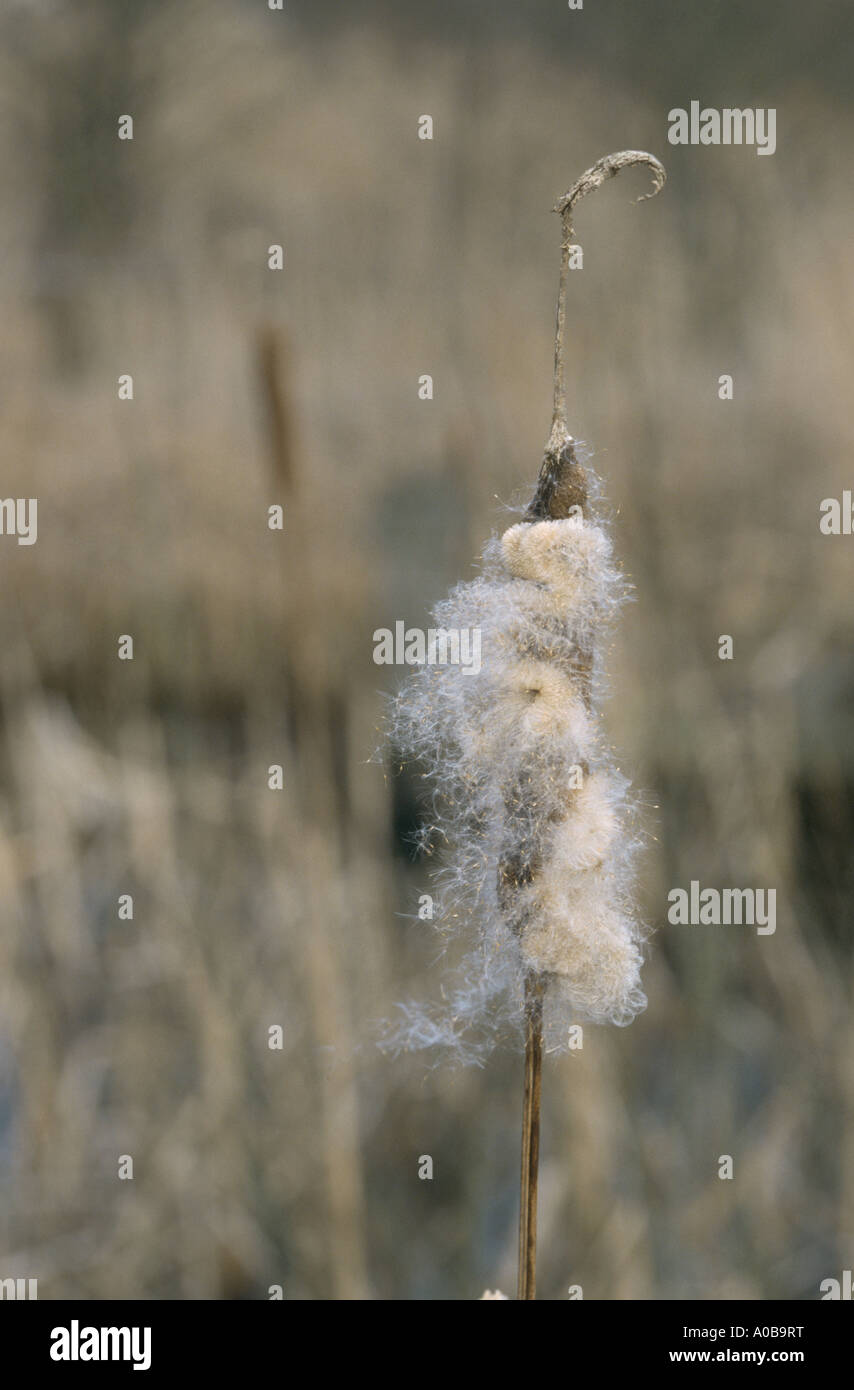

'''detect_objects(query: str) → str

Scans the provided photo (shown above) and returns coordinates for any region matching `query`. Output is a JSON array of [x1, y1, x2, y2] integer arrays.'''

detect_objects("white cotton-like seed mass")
[[383, 504, 648, 1063]]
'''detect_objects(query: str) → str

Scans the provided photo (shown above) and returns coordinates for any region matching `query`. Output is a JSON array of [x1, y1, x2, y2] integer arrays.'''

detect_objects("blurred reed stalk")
[[256, 323, 369, 1299]]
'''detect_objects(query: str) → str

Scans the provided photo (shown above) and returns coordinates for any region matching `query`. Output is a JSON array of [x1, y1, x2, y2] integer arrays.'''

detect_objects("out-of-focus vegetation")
[[0, 0, 852, 1299]]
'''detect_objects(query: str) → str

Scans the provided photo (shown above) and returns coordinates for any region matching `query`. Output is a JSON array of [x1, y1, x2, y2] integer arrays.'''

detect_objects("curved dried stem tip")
[[553, 149, 667, 226], [543, 149, 666, 474]]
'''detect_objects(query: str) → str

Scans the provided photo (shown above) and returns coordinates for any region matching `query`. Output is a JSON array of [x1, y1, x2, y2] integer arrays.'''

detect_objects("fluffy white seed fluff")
[[384, 505, 647, 1062]]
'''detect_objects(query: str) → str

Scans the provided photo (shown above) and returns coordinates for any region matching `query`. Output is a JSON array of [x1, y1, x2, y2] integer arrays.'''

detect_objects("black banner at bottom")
[[0, 1298, 847, 1375]]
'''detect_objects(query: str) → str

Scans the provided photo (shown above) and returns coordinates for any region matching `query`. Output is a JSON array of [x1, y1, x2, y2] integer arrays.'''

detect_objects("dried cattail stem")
[[384, 150, 663, 1298], [518, 972, 545, 1300], [538, 149, 666, 511], [514, 150, 665, 1301]]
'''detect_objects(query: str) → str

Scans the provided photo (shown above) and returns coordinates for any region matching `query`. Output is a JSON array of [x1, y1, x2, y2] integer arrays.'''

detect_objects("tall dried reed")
[[387, 152, 665, 1298]]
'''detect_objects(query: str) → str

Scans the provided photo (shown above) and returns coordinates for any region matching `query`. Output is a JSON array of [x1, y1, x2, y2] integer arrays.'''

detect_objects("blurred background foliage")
[[0, 0, 852, 1298]]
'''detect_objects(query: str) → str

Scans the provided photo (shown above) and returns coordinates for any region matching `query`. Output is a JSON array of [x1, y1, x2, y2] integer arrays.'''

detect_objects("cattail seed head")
[[382, 152, 663, 1063], [384, 490, 648, 1061]]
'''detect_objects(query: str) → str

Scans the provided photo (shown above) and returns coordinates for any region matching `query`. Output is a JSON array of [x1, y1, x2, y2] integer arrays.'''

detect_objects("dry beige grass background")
[[0, 0, 852, 1298]]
